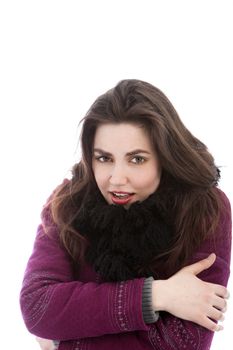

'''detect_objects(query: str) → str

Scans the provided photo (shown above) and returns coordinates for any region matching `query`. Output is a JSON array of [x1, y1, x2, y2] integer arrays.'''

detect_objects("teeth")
[[113, 192, 129, 198]]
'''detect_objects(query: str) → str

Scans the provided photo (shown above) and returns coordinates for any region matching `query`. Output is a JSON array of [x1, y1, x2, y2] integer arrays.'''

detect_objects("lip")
[[109, 191, 135, 205]]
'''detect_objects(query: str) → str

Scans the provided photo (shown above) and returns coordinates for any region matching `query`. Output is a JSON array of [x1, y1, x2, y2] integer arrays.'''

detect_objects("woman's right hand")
[[152, 253, 229, 332]]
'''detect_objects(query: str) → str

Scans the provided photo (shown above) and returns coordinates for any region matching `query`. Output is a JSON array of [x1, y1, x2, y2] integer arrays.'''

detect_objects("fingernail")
[[225, 292, 230, 299], [220, 314, 225, 321], [216, 325, 224, 331]]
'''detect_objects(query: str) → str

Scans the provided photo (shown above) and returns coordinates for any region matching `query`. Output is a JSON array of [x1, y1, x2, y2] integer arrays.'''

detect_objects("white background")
[[0, 1, 232, 349]]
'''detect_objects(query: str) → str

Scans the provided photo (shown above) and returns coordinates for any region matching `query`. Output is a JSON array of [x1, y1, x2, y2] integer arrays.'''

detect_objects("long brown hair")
[[47, 79, 223, 275]]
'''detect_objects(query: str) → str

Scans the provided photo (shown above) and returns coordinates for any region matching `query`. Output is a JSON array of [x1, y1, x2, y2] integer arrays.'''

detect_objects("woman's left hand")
[[36, 337, 56, 350]]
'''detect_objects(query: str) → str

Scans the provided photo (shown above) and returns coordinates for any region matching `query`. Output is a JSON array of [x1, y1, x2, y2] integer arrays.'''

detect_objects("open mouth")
[[110, 191, 135, 205]]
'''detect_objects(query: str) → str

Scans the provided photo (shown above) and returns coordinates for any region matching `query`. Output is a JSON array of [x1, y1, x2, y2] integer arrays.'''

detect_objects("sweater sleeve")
[[19, 207, 150, 341]]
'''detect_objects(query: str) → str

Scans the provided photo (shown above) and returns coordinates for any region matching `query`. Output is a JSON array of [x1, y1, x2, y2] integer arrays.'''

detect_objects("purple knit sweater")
[[20, 189, 232, 350]]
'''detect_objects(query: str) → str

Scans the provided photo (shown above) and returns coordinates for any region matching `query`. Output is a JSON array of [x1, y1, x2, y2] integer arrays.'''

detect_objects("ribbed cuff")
[[142, 277, 159, 324]]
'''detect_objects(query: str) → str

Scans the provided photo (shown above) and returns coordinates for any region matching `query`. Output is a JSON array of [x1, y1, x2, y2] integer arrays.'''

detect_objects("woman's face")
[[92, 123, 161, 208]]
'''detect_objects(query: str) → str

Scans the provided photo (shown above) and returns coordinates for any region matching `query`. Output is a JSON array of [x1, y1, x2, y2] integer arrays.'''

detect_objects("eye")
[[95, 155, 112, 163], [131, 156, 146, 164]]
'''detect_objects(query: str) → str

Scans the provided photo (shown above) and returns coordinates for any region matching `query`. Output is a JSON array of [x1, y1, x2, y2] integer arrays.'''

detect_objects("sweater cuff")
[[142, 277, 159, 324]]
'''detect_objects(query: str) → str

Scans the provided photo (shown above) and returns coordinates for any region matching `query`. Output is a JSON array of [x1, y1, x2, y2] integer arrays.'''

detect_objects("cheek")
[[93, 166, 108, 188], [134, 169, 160, 190]]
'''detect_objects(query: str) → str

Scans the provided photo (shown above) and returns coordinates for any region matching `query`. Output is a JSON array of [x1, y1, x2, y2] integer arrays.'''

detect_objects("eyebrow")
[[93, 148, 151, 156]]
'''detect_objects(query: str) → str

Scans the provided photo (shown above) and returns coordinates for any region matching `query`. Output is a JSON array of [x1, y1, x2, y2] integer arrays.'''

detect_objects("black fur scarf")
[[74, 190, 175, 282]]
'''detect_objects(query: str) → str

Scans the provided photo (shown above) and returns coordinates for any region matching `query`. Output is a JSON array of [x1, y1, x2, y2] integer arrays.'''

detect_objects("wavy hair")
[[47, 79, 222, 275]]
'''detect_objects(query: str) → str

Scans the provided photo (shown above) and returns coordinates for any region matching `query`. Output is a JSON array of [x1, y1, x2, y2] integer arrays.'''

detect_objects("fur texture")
[[74, 190, 174, 282]]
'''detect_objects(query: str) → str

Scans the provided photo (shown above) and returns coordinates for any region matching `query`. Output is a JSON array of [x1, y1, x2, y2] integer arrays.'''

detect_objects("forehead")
[[93, 123, 153, 151]]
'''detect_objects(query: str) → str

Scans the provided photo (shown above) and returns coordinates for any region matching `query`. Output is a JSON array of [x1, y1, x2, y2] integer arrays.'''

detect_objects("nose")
[[109, 163, 128, 186]]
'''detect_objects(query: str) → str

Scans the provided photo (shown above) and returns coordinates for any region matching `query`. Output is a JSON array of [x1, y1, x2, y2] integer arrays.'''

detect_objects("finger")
[[198, 316, 224, 332], [207, 306, 225, 322], [212, 296, 227, 312], [213, 285, 229, 299], [184, 253, 216, 275], [222, 304, 228, 313]]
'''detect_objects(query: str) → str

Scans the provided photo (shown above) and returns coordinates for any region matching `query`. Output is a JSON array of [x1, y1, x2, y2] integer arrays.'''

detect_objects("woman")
[[20, 79, 232, 349]]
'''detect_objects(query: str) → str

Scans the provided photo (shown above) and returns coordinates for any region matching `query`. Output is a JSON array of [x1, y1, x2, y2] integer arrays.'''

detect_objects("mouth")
[[109, 191, 135, 205]]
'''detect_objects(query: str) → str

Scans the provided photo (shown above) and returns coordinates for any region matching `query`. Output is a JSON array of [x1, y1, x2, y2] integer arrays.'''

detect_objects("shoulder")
[[210, 187, 232, 245], [189, 189, 232, 285], [215, 187, 232, 233], [41, 178, 71, 230], [196, 188, 232, 268], [216, 187, 231, 210]]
